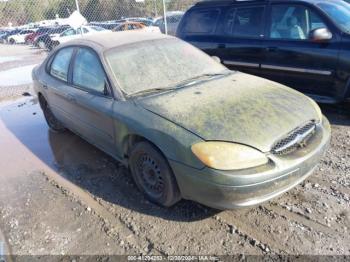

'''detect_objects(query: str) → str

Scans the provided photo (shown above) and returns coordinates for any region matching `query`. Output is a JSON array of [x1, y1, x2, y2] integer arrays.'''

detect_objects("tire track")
[[212, 210, 285, 254]]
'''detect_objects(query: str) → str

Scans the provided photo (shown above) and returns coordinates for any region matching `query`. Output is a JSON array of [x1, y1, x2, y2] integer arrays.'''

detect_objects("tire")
[[129, 142, 181, 207], [9, 38, 15, 45], [39, 96, 66, 132]]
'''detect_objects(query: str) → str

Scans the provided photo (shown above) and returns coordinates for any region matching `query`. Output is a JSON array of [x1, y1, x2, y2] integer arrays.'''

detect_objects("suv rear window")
[[183, 9, 220, 34]]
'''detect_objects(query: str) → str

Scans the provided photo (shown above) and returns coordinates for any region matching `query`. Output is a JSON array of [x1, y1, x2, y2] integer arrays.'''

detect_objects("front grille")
[[271, 121, 317, 155]]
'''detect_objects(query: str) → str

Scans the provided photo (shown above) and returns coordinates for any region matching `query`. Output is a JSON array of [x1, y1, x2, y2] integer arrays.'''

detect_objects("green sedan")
[[32, 31, 331, 210]]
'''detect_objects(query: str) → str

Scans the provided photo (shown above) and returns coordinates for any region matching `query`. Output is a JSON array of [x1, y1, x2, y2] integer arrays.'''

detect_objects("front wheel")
[[129, 142, 181, 207]]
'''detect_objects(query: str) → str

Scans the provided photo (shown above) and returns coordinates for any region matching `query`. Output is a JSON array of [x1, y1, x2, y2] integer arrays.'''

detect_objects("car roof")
[[61, 31, 172, 51]]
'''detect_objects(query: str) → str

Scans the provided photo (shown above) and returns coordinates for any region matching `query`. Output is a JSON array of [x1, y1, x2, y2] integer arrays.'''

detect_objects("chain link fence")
[[0, 0, 200, 99], [0, 0, 198, 30]]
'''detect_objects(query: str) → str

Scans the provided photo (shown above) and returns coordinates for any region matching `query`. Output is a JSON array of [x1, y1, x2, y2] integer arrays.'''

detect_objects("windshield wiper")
[[128, 87, 178, 97], [129, 71, 231, 98], [172, 72, 231, 88]]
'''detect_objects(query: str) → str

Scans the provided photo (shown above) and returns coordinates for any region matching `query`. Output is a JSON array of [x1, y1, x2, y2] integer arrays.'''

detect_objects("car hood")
[[137, 73, 319, 152]]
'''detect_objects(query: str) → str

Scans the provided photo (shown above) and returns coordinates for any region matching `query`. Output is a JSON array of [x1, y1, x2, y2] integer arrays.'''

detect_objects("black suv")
[[177, 0, 350, 103]]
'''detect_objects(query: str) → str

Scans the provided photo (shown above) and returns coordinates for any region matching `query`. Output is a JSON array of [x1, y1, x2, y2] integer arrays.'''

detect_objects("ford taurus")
[[32, 31, 331, 209]]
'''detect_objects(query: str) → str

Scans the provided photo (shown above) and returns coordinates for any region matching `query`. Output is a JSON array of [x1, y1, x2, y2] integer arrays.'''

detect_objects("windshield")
[[318, 1, 350, 33], [105, 38, 227, 96]]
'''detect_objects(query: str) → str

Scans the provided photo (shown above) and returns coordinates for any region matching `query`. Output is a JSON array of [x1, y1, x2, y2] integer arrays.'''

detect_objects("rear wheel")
[[9, 38, 15, 45], [129, 142, 181, 207], [39, 96, 66, 132]]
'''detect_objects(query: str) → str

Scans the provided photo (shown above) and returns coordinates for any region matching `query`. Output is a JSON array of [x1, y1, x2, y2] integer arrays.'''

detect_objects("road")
[[0, 44, 349, 258]]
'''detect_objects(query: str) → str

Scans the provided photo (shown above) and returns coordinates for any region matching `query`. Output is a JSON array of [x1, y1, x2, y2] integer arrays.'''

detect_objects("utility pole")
[[75, 0, 80, 13], [162, 0, 167, 35]]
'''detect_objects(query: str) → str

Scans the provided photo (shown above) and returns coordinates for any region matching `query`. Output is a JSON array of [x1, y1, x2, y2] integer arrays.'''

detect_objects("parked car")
[[126, 17, 154, 26], [113, 21, 161, 34], [0, 30, 10, 43], [34, 25, 71, 50], [113, 21, 146, 31], [25, 27, 53, 45], [32, 31, 330, 209], [153, 11, 184, 35], [50, 26, 107, 49], [89, 22, 120, 30], [177, 0, 350, 103], [7, 29, 36, 44], [0, 29, 21, 44]]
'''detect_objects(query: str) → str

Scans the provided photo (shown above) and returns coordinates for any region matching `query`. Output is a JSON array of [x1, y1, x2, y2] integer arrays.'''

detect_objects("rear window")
[[183, 9, 220, 34]]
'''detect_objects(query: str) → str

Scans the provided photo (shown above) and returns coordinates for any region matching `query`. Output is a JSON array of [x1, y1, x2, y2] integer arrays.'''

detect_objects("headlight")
[[191, 142, 268, 171], [307, 97, 323, 123]]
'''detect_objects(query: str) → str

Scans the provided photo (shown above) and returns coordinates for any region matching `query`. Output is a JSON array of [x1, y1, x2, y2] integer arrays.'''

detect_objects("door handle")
[[218, 43, 226, 49], [266, 46, 278, 52]]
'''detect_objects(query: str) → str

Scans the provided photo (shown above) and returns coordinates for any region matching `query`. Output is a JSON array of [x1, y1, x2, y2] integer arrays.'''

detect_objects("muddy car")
[[32, 31, 330, 210]]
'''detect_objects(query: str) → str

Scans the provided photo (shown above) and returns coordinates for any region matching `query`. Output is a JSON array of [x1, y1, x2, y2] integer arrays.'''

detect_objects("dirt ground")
[[0, 44, 349, 260]]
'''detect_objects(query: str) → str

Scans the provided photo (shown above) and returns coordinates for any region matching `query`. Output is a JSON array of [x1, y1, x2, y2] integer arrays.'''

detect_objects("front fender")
[[112, 100, 205, 169]]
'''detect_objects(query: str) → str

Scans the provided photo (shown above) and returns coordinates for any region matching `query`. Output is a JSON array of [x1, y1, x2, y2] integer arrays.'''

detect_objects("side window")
[[309, 10, 327, 30], [50, 47, 74, 81], [229, 6, 264, 38], [72, 48, 106, 94], [269, 5, 328, 40], [184, 9, 219, 34]]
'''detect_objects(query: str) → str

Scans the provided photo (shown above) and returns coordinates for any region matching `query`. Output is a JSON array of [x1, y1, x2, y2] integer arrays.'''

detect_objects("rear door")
[[177, 7, 222, 56], [214, 5, 266, 76], [45, 47, 78, 130], [261, 3, 339, 97], [68, 47, 116, 155]]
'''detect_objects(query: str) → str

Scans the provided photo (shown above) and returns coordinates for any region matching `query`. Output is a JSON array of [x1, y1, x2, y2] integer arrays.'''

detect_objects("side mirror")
[[211, 56, 221, 63], [309, 28, 332, 42]]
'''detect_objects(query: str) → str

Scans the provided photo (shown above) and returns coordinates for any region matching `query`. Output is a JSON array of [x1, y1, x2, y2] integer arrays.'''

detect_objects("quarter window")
[[184, 9, 219, 34], [269, 5, 328, 40], [50, 47, 74, 82], [72, 48, 106, 93]]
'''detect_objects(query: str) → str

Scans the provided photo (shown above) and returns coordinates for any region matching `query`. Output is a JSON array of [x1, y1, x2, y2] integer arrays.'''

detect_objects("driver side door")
[[261, 3, 339, 98]]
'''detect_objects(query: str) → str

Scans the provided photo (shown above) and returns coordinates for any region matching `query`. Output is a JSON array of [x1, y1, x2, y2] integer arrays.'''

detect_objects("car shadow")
[[320, 102, 350, 126], [0, 98, 219, 222]]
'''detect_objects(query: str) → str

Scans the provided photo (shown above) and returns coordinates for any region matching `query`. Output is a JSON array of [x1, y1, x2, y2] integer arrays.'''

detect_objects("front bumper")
[[170, 117, 331, 210]]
